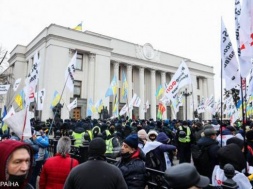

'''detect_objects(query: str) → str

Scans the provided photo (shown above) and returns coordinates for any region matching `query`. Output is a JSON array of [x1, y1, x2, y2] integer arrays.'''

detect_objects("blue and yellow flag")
[[15, 90, 25, 109], [73, 22, 82, 31], [155, 84, 164, 99], [51, 91, 61, 109], [105, 75, 117, 97], [122, 71, 128, 100]]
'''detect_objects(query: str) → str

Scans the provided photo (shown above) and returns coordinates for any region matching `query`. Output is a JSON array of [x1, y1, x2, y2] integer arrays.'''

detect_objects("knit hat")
[[88, 138, 106, 157], [124, 134, 138, 149], [138, 129, 147, 141], [226, 137, 244, 150]]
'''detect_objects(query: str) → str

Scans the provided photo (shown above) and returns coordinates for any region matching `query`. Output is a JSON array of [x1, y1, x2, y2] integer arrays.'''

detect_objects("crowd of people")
[[1, 116, 253, 188]]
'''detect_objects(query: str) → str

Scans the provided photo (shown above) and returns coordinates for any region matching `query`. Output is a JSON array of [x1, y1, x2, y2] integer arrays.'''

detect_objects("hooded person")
[[147, 130, 158, 142], [143, 132, 177, 171], [137, 129, 147, 149], [115, 134, 146, 189], [64, 138, 127, 189], [212, 143, 251, 188], [0, 140, 34, 189]]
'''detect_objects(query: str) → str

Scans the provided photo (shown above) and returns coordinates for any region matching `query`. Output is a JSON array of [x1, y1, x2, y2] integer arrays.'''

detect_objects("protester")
[[164, 163, 210, 189], [0, 140, 34, 189], [115, 134, 146, 189], [64, 137, 127, 189], [193, 126, 220, 180], [212, 143, 252, 188], [39, 136, 79, 189], [137, 129, 147, 149]]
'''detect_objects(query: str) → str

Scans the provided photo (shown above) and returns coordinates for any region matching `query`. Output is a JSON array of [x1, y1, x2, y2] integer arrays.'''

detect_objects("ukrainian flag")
[[122, 71, 128, 100], [73, 22, 82, 31], [51, 91, 61, 109]]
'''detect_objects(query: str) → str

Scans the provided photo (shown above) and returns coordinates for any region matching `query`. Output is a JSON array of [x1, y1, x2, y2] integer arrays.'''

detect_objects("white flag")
[[119, 104, 128, 116], [221, 19, 241, 90], [129, 93, 137, 110], [4, 106, 15, 119], [4, 108, 32, 140], [133, 96, 141, 107], [164, 60, 192, 105], [238, 0, 253, 77], [67, 98, 77, 111], [143, 100, 149, 113], [0, 84, 10, 94], [13, 78, 21, 91], [65, 52, 77, 92], [35, 88, 46, 111]]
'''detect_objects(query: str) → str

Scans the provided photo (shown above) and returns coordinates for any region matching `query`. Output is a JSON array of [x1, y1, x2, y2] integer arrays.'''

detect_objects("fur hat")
[[124, 134, 138, 149], [138, 129, 147, 141], [88, 138, 106, 157], [147, 130, 158, 141], [164, 163, 209, 189]]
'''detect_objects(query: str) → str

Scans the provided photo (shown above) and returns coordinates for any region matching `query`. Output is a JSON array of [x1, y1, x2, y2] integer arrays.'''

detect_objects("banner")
[[67, 98, 77, 111], [65, 52, 77, 92], [164, 60, 191, 106], [0, 84, 10, 94], [13, 78, 21, 91], [35, 88, 46, 111]]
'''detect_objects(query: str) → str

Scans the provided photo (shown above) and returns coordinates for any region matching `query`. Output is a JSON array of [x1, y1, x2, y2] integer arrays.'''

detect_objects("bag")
[[145, 150, 160, 170], [191, 144, 212, 177]]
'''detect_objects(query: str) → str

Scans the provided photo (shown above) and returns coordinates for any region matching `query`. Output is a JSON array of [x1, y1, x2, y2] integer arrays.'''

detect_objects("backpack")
[[191, 144, 212, 177], [145, 150, 160, 170]]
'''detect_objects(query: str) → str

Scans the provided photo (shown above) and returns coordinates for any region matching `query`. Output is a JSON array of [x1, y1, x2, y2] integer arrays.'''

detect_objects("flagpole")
[[220, 58, 223, 148], [48, 74, 69, 136], [21, 107, 28, 142], [191, 83, 195, 120]]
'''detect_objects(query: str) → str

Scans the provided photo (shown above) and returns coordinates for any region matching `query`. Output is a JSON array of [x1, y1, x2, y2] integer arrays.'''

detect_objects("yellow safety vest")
[[178, 126, 191, 143], [105, 137, 113, 154], [72, 131, 85, 147]]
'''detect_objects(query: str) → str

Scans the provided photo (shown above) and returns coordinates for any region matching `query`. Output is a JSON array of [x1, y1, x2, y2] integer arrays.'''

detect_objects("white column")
[[113, 62, 119, 116], [203, 78, 209, 120], [139, 67, 145, 119], [88, 54, 95, 103], [161, 72, 167, 119], [127, 65, 133, 119], [150, 70, 156, 120]]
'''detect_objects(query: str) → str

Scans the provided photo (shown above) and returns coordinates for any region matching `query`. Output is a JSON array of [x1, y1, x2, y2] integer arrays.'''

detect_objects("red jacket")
[[39, 154, 79, 189]]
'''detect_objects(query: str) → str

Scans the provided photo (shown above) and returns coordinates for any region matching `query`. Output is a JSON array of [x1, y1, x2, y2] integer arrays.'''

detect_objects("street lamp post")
[[181, 88, 192, 120]]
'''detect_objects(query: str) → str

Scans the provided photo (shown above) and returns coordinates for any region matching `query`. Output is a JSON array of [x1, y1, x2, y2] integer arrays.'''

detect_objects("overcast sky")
[[0, 0, 237, 98]]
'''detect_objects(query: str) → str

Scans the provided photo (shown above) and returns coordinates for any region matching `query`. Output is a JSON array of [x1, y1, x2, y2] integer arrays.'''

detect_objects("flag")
[[0, 84, 10, 95], [95, 99, 103, 113], [171, 93, 183, 114], [3, 108, 32, 140], [105, 75, 117, 97], [157, 102, 166, 120], [164, 60, 192, 104], [87, 98, 95, 116], [113, 94, 119, 117], [122, 71, 128, 100], [35, 88, 46, 111], [65, 52, 77, 92], [238, 0, 253, 77], [1, 105, 7, 127], [155, 84, 164, 99], [15, 90, 25, 109], [133, 95, 141, 107], [51, 91, 61, 109], [221, 18, 240, 90], [13, 78, 21, 91], [119, 104, 128, 116], [143, 100, 150, 113], [67, 98, 77, 111], [73, 22, 82, 31]]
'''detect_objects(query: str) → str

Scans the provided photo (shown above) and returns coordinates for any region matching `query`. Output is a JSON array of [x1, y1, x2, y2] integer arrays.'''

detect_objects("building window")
[[76, 53, 83, 70], [197, 77, 200, 89], [197, 95, 200, 105], [74, 80, 82, 98]]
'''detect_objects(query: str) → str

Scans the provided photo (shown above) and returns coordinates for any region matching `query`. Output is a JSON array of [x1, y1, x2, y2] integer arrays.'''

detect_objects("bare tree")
[[0, 46, 9, 74]]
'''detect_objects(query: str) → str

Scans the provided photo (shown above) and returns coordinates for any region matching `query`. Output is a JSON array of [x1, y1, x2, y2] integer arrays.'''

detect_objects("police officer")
[[175, 121, 194, 163]]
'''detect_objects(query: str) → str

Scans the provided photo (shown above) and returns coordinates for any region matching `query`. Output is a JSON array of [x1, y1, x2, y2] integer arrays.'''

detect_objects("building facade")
[[3, 24, 215, 121]]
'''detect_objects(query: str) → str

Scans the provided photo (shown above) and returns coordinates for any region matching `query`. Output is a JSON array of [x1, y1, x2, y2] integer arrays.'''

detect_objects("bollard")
[[221, 164, 238, 189], [79, 140, 89, 163]]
